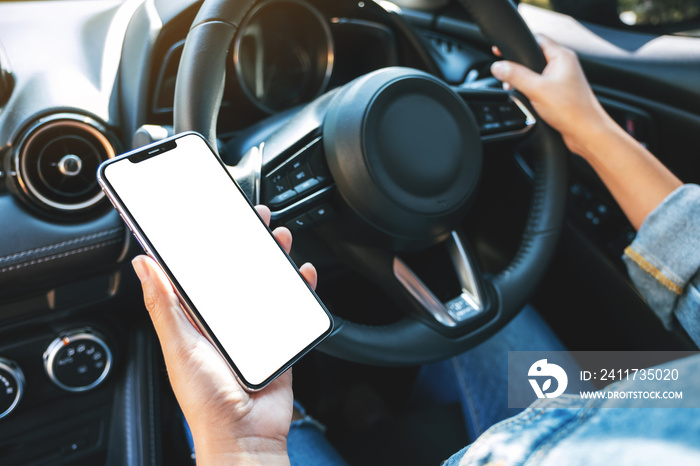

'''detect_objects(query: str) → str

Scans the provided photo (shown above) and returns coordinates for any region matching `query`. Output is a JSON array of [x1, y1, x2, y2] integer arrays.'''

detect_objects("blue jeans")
[[288, 305, 573, 464], [287, 304, 700, 465]]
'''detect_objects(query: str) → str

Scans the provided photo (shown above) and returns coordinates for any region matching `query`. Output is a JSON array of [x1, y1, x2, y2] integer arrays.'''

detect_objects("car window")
[[520, 0, 700, 36]]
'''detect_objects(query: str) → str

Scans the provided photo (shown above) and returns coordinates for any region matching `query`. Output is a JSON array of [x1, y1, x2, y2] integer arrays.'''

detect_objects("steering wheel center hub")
[[366, 75, 476, 208], [324, 67, 482, 244]]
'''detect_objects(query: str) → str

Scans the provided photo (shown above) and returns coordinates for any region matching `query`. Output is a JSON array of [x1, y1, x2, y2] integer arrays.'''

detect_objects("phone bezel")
[[97, 131, 334, 391]]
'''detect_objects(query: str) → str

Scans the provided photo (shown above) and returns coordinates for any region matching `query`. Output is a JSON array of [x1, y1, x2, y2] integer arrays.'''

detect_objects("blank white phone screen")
[[104, 134, 332, 386]]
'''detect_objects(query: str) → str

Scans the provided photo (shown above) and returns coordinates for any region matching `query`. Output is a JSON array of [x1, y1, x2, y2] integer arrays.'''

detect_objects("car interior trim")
[[0, 227, 124, 271], [0, 238, 123, 275], [446, 231, 483, 312], [393, 230, 484, 328], [229, 142, 263, 204], [393, 256, 458, 327], [12, 113, 117, 212]]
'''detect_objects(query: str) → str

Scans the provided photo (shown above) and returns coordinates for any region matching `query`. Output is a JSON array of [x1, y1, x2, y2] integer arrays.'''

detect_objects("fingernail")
[[132, 257, 150, 283], [491, 61, 510, 79]]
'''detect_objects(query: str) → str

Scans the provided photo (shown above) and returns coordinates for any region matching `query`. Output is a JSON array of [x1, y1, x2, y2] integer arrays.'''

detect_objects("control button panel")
[[263, 137, 332, 209], [44, 329, 112, 392], [0, 358, 24, 419], [463, 97, 532, 136], [284, 203, 336, 232]]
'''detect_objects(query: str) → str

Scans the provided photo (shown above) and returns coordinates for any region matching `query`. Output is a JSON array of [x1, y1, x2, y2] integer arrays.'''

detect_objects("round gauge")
[[233, 0, 334, 114], [43, 329, 113, 393]]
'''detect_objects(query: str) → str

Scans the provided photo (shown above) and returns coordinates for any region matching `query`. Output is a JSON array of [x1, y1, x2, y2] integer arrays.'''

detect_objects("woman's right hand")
[[490, 35, 614, 158], [491, 35, 681, 230]]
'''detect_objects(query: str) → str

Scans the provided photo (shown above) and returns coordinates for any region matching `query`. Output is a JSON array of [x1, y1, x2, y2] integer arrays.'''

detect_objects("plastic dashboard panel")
[[0, 1, 135, 300]]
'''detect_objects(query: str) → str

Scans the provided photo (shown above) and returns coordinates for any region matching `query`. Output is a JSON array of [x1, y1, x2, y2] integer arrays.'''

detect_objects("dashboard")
[[149, 0, 409, 136], [0, 0, 698, 465], [0, 1, 428, 464]]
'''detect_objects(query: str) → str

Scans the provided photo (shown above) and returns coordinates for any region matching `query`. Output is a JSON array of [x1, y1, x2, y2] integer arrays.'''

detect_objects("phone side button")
[[131, 234, 149, 254], [118, 217, 149, 253], [286, 214, 313, 232]]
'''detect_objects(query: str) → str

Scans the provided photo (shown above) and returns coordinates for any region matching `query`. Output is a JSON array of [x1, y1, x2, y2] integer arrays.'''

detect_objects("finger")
[[299, 262, 318, 291], [534, 34, 567, 62], [272, 226, 292, 254], [490, 60, 543, 96], [491, 45, 502, 57], [132, 256, 199, 347], [255, 205, 271, 226]]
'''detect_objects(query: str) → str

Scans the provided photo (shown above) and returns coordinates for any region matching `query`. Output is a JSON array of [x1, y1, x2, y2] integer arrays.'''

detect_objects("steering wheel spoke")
[[454, 87, 537, 143], [393, 231, 491, 330]]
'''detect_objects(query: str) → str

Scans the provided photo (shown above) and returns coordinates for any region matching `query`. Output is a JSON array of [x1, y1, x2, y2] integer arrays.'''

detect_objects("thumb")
[[490, 60, 543, 96], [132, 255, 200, 351]]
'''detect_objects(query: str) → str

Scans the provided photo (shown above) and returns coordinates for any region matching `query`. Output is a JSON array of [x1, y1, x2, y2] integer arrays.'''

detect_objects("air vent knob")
[[57, 154, 83, 177]]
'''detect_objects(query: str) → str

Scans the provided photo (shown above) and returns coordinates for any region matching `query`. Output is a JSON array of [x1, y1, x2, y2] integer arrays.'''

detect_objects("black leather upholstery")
[[0, 195, 125, 296]]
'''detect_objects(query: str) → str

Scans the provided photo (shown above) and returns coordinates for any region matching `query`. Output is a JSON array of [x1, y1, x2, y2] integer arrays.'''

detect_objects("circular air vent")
[[13, 114, 116, 213]]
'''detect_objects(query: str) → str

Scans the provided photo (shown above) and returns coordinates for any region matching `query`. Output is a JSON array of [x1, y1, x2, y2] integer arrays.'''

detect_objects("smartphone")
[[97, 132, 333, 390]]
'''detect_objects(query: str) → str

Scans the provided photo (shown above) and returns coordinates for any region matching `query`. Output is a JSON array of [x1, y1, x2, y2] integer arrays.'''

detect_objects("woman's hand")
[[491, 35, 681, 229], [490, 35, 614, 157], [131, 205, 317, 465]]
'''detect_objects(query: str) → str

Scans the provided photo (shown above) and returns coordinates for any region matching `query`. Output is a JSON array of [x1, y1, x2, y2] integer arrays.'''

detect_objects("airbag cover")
[[324, 67, 481, 241]]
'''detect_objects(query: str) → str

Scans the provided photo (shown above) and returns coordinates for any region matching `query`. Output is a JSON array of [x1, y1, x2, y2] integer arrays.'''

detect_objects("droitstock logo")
[[528, 359, 568, 399]]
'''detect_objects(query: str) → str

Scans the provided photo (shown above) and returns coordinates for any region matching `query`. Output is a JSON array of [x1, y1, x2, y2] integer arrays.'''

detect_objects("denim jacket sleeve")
[[622, 184, 700, 346]]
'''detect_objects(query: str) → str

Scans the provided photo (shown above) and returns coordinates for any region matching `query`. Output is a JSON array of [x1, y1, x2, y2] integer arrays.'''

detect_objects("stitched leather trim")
[[0, 227, 123, 263], [0, 238, 123, 274], [624, 246, 683, 295]]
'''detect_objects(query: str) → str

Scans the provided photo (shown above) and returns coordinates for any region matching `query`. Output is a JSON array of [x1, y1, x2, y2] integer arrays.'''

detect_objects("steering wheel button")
[[497, 102, 527, 130], [286, 214, 313, 231], [269, 190, 298, 207], [293, 177, 320, 195], [482, 122, 503, 133], [470, 103, 505, 134], [308, 204, 334, 222], [289, 164, 312, 184], [446, 296, 479, 321], [502, 119, 526, 130], [264, 172, 293, 198]]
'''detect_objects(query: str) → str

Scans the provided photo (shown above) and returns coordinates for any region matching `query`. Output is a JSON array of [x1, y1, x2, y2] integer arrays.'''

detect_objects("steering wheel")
[[174, 0, 568, 366]]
